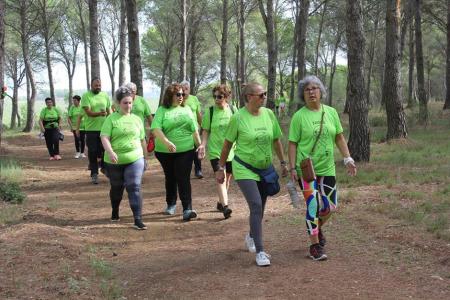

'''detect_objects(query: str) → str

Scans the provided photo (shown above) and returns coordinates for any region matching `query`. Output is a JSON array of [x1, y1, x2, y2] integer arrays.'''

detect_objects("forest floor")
[[1, 132, 450, 299]]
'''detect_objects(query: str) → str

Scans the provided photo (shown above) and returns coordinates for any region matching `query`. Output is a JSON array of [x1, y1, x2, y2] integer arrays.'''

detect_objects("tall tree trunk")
[[189, 29, 197, 93], [159, 51, 170, 105], [220, 0, 229, 84], [11, 84, 19, 128], [126, 0, 143, 95], [20, 4, 36, 132], [118, 0, 127, 86], [179, 0, 187, 81], [289, 2, 299, 110], [238, 0, 246, 106], [365, 10, 380, 107], [89, 0, 101, 80], [400, 0, 413, 61], [258, 0, 277, 109], [445, 0, 450, 109], [41, 1, 55, 102], [414, 0, 427, 124], [407, 20, 416, 107], [314, 1, 327, 76], [76, 0, 90, 90], [346, 0, 370, 162], [383, 0, 407, 139], [292, 0, 309, 112], [0, 0, 4, 145], [235, 44, 243, 106], [328, 31, 342, 106]]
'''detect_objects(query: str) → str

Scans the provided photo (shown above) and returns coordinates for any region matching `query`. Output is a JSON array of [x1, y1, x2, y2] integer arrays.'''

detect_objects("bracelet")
[[343, 157, 355, 166]]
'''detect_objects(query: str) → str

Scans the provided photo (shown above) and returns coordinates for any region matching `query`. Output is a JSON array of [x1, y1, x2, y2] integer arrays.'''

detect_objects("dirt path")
[[1, 133, 449, 299]]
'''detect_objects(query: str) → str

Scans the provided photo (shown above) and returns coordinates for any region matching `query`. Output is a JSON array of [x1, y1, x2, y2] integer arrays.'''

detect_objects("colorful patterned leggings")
[[298, 176, 337, 236]]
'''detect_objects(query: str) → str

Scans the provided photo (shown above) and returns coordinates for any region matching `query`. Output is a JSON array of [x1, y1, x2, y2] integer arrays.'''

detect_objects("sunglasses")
[[176, 92, 186, 97], [304, 87, 320, 93], [249, 92, 267, 99], [213, 94, 224, 100]]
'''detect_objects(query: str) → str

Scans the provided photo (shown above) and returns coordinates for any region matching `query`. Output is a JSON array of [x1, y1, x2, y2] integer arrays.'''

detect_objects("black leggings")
[[72, 130, 86, 153], [155, 150, 194, 211], [85, 131, 104, 176], [44, 128, 60, 156]]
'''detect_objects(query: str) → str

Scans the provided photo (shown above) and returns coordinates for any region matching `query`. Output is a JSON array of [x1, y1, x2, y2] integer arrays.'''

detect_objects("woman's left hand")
[[196, 145, 206, 160], [346, 161, 357, 176]]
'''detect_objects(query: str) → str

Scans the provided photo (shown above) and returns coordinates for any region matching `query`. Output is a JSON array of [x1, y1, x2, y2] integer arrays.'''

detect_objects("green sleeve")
[[81, 94, 90, 109], [288, 111, 301, 143], [106, 97, 111, 110], [224, 113, 238, 143], [39, 108, 45, 120], [268, 109, 282, 140], [144, 99, 151, 117], [100, 115, 113, 137], [333, 108, 343, 135], [189, 109, 198, 131], [67, 106, 73, 118], [139, 122, 145, 140], [150, 107, 164, 129], [201, 107, 211, 131]]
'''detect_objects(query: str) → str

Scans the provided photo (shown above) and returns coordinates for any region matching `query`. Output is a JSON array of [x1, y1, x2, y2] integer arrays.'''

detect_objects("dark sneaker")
[[309, 243, 327, 261], [111, 210, 120, 222], [133, 219, 147, 230], [182, 209, 197, 221], [216, 202, 224, 212], [195, 170, 203, 179], [165, 204, 176, 215], [91, 174, 98, 184], [223, 206, 232, 219], [318, 229, 326, 247]]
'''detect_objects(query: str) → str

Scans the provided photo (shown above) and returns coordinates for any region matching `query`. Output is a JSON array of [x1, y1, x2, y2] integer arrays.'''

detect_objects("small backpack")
[[209, 105, 235, 127]]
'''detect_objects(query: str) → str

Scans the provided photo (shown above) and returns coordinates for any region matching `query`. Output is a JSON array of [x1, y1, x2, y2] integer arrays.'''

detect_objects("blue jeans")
[[106, 158, 145, 220]]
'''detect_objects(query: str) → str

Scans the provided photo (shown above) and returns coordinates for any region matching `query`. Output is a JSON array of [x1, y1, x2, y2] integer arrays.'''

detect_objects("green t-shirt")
[[131, 95, 152, 126], [39, 107, 61, 129], [225, 107, 282, 181], [81, 91, 111, 131], [201, 105, 235, 161], [185, 95, 201, 118], [100, 113, 145, 165], [68, 105, 85, 130], [288, 105, 343, 176], [151, 105, 198, 153]]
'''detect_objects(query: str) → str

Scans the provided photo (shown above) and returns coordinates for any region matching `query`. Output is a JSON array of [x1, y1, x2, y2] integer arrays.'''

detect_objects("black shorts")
[[210, 159, 232, 174]]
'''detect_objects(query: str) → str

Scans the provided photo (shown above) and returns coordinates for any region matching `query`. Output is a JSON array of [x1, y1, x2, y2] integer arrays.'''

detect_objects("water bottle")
[[286, 180, 300, 209]]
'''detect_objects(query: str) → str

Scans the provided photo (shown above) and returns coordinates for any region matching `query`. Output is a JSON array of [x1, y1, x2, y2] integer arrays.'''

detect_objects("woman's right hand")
[[290, 168, 298, 182], [165, 140, 176, 153], [108, 151, 118, 163], [215, 169, 225, 184]]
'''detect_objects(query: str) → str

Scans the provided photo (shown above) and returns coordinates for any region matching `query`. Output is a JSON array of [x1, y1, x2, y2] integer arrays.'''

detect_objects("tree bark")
[[40, 0, 55, 102], [407, 20, 416, 107], [238, 0, 246, 107], [365, 8, 380, 107], [328, 31, 342, 106], [118, 0, 127, 86], [0, 0, 4, 145], [179, 0, 187, 81], [76, 0, 90, 90], [292, 0, 309, 112], [289, 2, 299, 109], [89, 0, 101, 80], [414, 0, 428, 124], [126, 0, 143, 95], [220, 0, 229, 84], [159, 50, 170, 105], [314, 1, 327, 76], [258, 0, 277, 109], [445, 0, 450, 109], [383, 0, 408, 139], [189, 29, 197, 93], [346, 0, 370, 162]]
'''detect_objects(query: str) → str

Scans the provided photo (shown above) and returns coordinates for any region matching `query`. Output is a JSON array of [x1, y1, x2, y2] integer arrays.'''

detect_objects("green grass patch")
[[0, 204, 23, 224], [0, 159, 23, 183]]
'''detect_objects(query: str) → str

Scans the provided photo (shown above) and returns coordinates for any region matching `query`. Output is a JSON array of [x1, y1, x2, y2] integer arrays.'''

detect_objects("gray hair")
[[124, 82, 137, 91], [115, 86, 133, 102], [180, 80, 190, 87], [298, 75, 327, 102]]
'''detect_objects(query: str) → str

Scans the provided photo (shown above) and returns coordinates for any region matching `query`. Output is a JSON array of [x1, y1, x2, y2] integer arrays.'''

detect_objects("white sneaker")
[[74, 152, 81, 159], [255, 251, 271, 267], [80, 153, 86, 158], [245, 233, 256, 253]]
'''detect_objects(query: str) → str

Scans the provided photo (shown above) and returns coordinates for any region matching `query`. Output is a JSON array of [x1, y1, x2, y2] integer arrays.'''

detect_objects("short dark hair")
[[162, 83, 183, 108], [212, 84, 231, 98], [72, 95, 81, 101], [45, 97, 52, 102], [115, 86, 133, 103], [91, 78, 101, 84]]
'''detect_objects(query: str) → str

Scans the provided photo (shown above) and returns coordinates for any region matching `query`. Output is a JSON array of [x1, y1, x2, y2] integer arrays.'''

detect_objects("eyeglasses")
[[304, 87, 320, 93], [176, 92, 186, 97], [213, 94, 224, 100], [249, 92, 267, 99]]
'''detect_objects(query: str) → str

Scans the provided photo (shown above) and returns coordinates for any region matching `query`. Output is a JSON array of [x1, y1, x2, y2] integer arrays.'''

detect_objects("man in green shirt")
[[181, 80, 203, 179], [80, 78, 112, 184]]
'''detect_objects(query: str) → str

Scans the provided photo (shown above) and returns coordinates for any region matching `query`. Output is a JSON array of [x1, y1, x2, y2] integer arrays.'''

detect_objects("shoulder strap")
[[209, 106, 214, 126], [310, 106, 325, 155]]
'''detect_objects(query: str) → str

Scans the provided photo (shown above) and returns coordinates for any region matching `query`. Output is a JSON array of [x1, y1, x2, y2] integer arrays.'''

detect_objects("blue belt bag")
[[234, 156, 280, 196]]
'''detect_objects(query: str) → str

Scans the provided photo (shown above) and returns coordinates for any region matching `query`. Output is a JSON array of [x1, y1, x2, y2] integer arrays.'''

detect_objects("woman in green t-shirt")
[[100, 86, 148, 230], [215, 83, 289, 267], [197, 84, 235, 219], [68, 95, 86, 158], [288, 75, 357, 261], [39, 97, 62, 160], [151, 83, 201, 221]]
